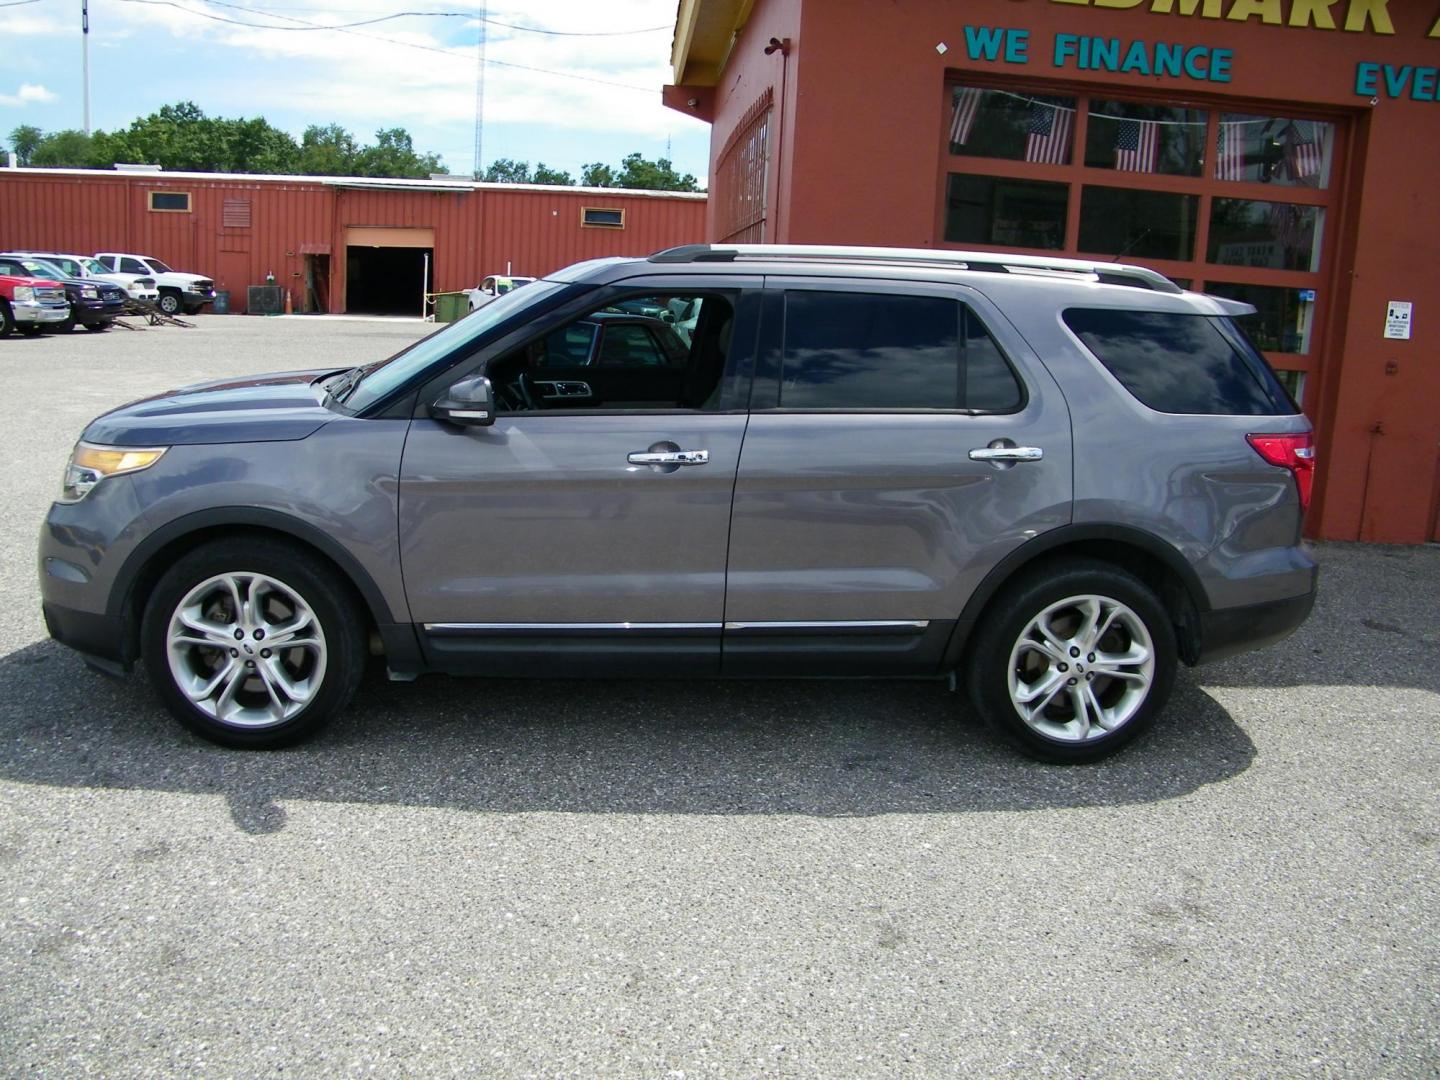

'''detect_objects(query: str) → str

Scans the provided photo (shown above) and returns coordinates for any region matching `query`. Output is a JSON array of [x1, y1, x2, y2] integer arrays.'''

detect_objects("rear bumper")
[[1194, 580, 1316, 664]]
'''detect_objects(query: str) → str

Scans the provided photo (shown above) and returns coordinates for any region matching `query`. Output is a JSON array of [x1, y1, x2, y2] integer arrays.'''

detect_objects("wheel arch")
[[943, 525, 1210, 671], [110, 508, 399, 661]]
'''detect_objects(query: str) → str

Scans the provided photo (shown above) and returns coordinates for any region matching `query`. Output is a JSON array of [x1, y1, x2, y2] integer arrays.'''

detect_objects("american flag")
[[1025, 101, 1072, 165], [949, 86, 983, 148], [1115, 118, 1158, 173], [1283, 121, 1323, 181], [1217, 120, 1247, 181]]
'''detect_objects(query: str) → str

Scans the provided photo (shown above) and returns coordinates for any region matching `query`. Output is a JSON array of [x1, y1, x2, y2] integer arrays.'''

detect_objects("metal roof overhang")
[[671, 0, 755, 86]]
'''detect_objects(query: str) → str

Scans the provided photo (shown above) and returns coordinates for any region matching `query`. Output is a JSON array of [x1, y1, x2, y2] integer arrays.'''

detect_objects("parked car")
[[10, 250, 159, 304], [0, 267, 69, 336], [39, 244, 1317, 761], [466, 275, 535, 312], [0, 255, 127, 332], [94, 252, 214, 316]]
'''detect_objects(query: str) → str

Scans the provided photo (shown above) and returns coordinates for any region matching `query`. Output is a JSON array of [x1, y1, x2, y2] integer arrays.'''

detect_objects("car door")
[[398, 276, 760, 677], [722, 278, 1073, 676]]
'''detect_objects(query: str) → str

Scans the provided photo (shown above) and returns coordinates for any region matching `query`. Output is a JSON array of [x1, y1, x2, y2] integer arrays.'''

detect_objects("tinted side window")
[[119, 258, 147, 274], [780, 291, 1022, 411], [781, 292, 958, 409], [964, 310, 1024, 412], [1063, 309, 1291, 415]]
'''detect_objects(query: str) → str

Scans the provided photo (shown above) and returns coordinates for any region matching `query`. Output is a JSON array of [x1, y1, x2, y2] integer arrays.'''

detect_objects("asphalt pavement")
[[1, 316, 1436, 1077]]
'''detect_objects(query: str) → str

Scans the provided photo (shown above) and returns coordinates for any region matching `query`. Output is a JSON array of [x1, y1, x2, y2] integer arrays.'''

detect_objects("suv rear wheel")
[[967, 559, 1177, 763], [140, 539, 366, 748]]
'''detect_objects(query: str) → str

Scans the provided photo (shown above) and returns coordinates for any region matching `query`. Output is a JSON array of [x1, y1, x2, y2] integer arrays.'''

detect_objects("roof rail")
[[648, 243, 1182, 294]]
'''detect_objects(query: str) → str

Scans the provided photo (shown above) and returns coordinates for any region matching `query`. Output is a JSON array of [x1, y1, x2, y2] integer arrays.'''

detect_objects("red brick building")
[[664, 0, 1440, 544], [0, 168, 706, 316]]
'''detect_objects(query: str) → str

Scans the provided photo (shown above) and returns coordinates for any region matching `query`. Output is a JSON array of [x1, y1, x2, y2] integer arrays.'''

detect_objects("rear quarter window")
[[1063, 308, 1295, 416]]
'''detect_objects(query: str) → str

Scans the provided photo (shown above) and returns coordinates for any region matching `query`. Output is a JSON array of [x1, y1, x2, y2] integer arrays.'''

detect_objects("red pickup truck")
[[0, 271, 71, 337]]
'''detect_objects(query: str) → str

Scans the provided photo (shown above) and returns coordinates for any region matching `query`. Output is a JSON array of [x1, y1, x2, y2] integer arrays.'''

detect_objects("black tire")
[[157, 291, 182, 316], [53, 315, 75, 333], [965, 558, 1177, 763], [83, 320, 112, 332], [0, 301, 14, 338], [140, 538, 367, 749]]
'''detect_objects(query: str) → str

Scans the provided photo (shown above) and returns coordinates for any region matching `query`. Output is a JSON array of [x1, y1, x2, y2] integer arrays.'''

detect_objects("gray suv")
[[38, 245, 1317, 761]]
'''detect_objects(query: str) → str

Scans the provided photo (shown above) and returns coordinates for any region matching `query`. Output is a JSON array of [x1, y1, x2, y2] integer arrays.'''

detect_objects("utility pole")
[[472, 1, 485, 179], [82, 0, 91, 134]]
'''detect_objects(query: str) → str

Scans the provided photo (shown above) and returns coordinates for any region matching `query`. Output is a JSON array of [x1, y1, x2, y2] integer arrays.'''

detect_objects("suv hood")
[[83, 369, 341, 447]]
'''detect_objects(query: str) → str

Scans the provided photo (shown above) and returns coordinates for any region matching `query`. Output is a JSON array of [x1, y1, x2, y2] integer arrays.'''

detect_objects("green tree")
[[8, 124, 42, 166], [30, 129, 97, 167], [580, 161, 615, 188], [614, 152, 698, 192], [226, 117, 298, 174], [354, 127, 446, 178], [297, 124, 357, 175], [532, 163, 574, 186], [482, 158, 532, 183]]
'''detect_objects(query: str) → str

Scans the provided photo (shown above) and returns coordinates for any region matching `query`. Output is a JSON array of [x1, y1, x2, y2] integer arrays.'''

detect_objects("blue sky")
[[0, 0, 712, 181]]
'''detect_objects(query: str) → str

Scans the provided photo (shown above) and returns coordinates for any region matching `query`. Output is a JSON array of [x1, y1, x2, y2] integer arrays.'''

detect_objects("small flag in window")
[[1024, 100, 1072, 165], [1114, 118, 1158, 173]]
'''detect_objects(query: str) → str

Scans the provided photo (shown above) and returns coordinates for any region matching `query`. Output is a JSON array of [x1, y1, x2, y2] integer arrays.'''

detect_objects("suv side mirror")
[[430, 374, 495, 427]]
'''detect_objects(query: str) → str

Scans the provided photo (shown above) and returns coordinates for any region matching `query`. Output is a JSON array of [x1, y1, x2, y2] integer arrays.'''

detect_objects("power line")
[[0, 0, 48, 8], [109, 0, 658, 92]]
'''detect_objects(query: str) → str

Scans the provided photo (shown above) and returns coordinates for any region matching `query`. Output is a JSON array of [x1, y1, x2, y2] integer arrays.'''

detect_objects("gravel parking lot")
[[1, 316, 1437, 1078]]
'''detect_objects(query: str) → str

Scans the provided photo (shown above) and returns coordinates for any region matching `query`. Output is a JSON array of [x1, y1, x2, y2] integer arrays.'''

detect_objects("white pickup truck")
[[95, 252, 215, 316], [14, 251, 159, 304]]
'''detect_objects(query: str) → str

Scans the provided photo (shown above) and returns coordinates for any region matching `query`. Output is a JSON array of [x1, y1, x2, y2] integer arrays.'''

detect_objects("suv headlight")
[[81, 285, 99, 299], [61, 443, 167, 502], [13, 286, 33, 302]]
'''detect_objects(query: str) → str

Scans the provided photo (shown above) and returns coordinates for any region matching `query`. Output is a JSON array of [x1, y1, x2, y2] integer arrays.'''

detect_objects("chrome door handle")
[[969, 446, 1044, 462], [628, 449, 710, 466]]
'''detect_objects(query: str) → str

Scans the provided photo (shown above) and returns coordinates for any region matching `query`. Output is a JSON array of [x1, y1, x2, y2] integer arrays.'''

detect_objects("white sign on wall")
[[1384, 301, 1413, 340]]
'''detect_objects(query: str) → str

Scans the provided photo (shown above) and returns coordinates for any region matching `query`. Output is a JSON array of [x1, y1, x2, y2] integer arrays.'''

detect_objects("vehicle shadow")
[[0, 638, 1254, 832]]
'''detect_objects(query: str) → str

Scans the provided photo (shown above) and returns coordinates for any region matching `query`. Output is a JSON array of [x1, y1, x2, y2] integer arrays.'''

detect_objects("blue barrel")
[[212, 290, 230, 315]]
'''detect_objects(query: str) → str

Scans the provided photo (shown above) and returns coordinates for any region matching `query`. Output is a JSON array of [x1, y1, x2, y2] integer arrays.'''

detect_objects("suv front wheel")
[[967, 559, 1177, 763], [140, 539, 366, 748]]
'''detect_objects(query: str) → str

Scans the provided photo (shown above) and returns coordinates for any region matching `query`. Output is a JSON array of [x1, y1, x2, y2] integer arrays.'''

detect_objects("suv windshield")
[[344, 279, 571, 411], [78, 257, 110, 275]]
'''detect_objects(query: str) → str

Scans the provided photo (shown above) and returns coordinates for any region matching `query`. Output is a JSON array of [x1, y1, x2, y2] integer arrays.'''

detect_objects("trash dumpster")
[[432, 291, 469, 324]]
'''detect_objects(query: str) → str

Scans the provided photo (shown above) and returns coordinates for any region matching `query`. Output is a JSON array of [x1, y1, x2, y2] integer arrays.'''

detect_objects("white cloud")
[[0, 1, 712, 175], [0, 83, 58, 107]]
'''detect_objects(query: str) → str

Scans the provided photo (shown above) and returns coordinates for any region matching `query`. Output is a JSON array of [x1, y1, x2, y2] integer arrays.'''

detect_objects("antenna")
[[472, 1, 486, 179], [81, 0, 91, 135]]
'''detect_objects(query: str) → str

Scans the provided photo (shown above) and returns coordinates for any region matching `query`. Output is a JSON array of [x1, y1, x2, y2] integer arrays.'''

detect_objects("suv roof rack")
[[648, 244, 1183, 294]]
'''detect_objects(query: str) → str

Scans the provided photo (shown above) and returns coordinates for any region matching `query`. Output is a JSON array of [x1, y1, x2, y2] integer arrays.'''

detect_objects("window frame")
[[935, 76, 1345, 413], [409, 279, 763, 419], [148, 191, 192, 213], [580, 207, 625, 229], [749, 278, 1028, 416]]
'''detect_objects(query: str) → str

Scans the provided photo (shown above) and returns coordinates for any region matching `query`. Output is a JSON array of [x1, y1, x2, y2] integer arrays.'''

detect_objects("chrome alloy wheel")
[[1006, 593, 1155, 743], [165, 572, 328, 728]]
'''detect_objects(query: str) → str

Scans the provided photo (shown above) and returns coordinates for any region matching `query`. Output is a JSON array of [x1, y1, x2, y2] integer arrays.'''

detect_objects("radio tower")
[[472, 2, 486, 179]]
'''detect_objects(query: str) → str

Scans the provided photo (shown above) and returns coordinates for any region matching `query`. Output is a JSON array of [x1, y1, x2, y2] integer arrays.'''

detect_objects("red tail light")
[[1247, 432, 1315, 515]]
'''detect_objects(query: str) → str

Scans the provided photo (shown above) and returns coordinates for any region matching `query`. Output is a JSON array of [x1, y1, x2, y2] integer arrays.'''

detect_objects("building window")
[[938, 79, 1339, 416], [581, 207, 624, 228], [715, 91, 772, 244], [1079, 186, 1200, 261], [949, 86, 1077, 165], [945, 174, 1067, 250], [1216, 114, 1334, 189], [1083, 100, 1207, 176], [148, 191, 191, 212]]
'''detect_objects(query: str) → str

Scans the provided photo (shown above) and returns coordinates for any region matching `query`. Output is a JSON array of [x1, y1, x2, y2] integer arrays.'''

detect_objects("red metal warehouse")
[[0, 169, 706, 316], [662, 0, 1440, 546]]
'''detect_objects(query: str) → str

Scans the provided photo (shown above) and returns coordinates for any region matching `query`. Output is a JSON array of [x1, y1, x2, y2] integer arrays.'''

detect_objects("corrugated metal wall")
[[0, 171, 706, 313]]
